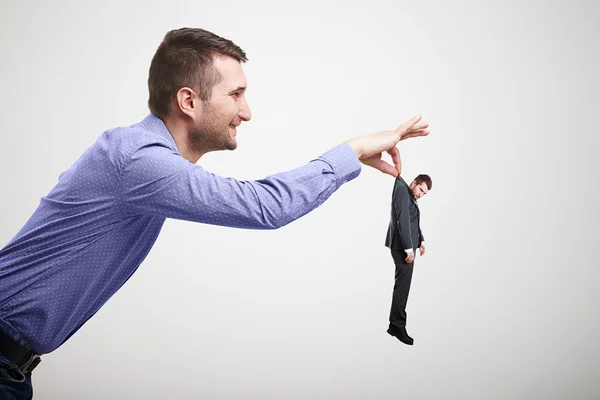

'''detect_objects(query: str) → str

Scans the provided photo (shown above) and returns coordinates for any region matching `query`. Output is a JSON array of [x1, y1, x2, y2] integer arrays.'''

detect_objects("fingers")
[[360, 152, 398, 177], [394, 115, 429, 142], [373, 160, 399, 177], [407, 128, 430, 137], [395, 115, 422, 134], [386, 146, 401, 175], [412, 121, 429, 131], [400, 128, 430, 141]]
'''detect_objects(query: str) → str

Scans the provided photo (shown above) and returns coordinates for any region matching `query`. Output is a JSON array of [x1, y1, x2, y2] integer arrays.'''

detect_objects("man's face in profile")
[[190, 56, 252, 152], [410, 181, 429, 200]]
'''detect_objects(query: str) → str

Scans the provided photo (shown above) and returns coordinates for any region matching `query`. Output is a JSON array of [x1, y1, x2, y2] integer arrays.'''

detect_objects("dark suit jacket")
[[385, 176, 424, 252]]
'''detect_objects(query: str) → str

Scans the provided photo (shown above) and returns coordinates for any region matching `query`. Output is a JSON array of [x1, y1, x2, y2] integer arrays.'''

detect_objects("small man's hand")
[[344, 115, 429, 177], [420, 243, 426, 257], [405, 249, 415, 263]]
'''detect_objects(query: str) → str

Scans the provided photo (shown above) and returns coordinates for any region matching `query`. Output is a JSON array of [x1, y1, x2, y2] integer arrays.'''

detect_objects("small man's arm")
[[392, 178, 414, 262]]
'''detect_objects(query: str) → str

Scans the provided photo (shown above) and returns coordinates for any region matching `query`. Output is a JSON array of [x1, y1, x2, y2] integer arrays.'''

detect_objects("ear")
[[175, 87, 201, 120]]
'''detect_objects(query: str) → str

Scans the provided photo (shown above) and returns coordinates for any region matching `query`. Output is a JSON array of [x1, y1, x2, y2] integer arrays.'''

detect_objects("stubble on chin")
[[188, 126, 236, 153], [189, 103, 238, 153]]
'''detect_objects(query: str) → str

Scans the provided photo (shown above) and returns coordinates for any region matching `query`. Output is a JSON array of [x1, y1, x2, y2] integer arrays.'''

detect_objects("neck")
[[161, 115, 205, 163]]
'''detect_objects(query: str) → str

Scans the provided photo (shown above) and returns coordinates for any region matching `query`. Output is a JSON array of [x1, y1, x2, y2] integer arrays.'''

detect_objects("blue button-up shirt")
[[0, 114, 361, 354]]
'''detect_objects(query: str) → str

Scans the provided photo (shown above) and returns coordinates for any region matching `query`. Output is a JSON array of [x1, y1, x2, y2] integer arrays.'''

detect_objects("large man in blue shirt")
[[0, 27, 429, 398]]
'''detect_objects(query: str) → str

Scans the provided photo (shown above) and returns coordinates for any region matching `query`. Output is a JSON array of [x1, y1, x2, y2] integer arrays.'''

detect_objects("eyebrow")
[[228, 86, 246, 94]]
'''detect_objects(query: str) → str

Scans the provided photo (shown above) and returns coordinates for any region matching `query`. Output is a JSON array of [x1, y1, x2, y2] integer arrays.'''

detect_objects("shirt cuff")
[[315, 144, 361, 185], [405, 248, 413, 253]]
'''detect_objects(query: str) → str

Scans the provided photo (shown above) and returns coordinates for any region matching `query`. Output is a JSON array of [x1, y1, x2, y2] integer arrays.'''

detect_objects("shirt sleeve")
[[119, 139, 361, 230]]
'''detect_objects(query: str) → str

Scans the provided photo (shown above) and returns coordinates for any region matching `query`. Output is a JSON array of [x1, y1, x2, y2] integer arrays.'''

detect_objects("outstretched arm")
[[121, 141, 360, 230]]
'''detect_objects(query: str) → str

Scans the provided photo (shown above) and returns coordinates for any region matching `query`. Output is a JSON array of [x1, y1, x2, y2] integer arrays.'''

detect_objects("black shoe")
[[387, 325, 414, 345]]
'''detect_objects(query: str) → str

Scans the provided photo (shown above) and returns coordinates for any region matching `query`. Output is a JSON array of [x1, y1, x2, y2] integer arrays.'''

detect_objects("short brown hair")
[[148, 27, 248, 117], [414, 174, 432, 190]]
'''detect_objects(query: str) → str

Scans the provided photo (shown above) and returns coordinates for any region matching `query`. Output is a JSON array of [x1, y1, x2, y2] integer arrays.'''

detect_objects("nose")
[[238, 97, 252, 122]]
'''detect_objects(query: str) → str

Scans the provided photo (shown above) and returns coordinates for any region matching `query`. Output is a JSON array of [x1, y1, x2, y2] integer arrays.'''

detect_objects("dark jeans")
[[0, 318, 35, 400], [389, 249, 415, 328]]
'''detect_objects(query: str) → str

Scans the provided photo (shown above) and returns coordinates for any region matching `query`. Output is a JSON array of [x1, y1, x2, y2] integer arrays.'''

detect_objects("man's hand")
[[419, 243, 426, 257], [344, 115, 429, 177], [405, 249, 415, 263]]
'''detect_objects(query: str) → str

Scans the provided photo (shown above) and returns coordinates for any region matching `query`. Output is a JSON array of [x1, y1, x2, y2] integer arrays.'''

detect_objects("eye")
[[232, 92, 242, 98]]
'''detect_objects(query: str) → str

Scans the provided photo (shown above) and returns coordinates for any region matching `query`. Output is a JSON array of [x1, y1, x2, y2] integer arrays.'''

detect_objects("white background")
[[1, 0, 599, 398]]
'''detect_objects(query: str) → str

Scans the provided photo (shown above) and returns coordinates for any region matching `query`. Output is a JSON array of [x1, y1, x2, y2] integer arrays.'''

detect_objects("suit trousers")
[[389, 249, 415, 328]]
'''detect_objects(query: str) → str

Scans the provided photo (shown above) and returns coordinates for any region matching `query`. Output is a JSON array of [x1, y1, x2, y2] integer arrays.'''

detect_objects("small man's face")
[[410, 182, 429, 200]]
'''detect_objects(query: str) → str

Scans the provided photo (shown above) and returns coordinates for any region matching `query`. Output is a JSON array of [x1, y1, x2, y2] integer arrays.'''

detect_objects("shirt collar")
[[408, 188, 417, 203], [140, 113, 179, 152]]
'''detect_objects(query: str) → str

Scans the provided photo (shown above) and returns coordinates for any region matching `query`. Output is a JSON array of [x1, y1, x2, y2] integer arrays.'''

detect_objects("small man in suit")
[[384, 155, 432, 345]]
